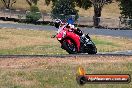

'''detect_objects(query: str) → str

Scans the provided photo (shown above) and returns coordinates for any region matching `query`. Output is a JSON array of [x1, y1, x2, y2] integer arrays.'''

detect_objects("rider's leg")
[[74, 28, 83, 36], [74, 28, 90, 44]]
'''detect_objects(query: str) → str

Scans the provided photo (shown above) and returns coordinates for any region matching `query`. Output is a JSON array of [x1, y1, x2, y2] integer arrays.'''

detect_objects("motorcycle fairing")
[[64, 31, 80, 52], [56, 28, 81, 52]]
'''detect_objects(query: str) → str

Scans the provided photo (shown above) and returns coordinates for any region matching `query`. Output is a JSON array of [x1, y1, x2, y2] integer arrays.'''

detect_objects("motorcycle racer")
[[53, 19, 90, 44]]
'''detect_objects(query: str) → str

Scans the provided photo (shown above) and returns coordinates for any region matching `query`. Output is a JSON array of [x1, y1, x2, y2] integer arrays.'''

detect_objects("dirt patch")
[[0, 56, 131, 69]]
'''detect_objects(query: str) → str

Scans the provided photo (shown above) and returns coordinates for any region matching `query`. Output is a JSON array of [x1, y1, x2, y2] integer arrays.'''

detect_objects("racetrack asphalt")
[[0, 53, 131, 59], [0, 22, 132, 38]]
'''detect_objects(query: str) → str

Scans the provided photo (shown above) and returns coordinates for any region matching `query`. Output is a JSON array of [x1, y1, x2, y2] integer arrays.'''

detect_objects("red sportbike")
[[55, 28, 97, 54]]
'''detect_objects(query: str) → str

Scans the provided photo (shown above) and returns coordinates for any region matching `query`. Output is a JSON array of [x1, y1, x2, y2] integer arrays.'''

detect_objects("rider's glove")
[[51, 34, 56, 38]]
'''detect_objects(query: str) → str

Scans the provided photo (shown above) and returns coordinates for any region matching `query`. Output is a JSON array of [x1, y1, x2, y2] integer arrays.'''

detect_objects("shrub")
[[51, 0, 79, 21], [26, 5, 41, 23], [119, 0, 132, 27]]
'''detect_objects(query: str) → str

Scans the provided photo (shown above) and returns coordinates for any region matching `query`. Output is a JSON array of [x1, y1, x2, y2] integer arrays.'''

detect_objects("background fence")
[[0, 8, 132, 29]]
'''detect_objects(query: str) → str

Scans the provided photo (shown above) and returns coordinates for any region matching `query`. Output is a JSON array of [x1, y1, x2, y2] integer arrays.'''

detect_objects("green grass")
[[92, 35, 132, 52], [93, 39, 121, 52], [0, 45, 67, 55], [0, 56, 132, 88], [93, 39, 119, 46]]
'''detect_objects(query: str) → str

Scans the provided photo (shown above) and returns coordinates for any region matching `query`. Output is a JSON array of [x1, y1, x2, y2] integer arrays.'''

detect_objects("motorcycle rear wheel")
[[87, 45, 97, 54]]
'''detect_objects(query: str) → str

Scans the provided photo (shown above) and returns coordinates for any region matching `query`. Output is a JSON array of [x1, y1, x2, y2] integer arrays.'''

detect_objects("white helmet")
[[54, 19, 62, 28]]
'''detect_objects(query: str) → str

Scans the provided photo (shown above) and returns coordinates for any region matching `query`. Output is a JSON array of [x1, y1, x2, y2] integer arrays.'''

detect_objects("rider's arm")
[[51, 24, 67, 38]]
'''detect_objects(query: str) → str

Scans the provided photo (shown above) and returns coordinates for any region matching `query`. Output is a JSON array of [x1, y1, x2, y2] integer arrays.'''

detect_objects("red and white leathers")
[[57, 23, 68, 33]]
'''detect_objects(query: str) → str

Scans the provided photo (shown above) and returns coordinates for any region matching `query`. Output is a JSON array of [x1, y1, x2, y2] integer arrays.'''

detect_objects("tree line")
[[1, 0, 132, 27]]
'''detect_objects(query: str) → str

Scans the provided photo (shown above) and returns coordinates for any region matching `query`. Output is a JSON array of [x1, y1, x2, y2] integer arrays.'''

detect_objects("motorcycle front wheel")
[[62, 40, 78, 54]]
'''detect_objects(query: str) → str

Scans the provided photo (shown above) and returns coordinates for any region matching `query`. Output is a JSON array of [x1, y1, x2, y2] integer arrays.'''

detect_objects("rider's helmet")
[[54, 19, 62, 28]]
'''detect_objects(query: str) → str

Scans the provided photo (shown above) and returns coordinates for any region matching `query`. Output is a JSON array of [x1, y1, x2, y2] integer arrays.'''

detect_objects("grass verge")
[[0, 56, 131, 88], [0, 28, 132, 54]]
